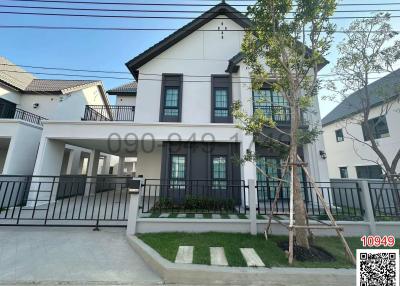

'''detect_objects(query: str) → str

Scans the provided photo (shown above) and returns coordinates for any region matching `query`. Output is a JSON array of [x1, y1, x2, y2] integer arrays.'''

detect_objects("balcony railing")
[[0, 108, 47, 126], [254, 106, 308, 126], [83, 105, 135, 122]]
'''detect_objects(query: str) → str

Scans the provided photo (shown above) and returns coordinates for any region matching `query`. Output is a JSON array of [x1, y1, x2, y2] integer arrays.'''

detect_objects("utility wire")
[[3, 4, 400, 14], [7, 0, 400, 8], [2, 10, 400, 20]]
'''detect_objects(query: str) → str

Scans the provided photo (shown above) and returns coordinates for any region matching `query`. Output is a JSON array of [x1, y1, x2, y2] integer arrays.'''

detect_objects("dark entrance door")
[[0, 98, 16, 119]]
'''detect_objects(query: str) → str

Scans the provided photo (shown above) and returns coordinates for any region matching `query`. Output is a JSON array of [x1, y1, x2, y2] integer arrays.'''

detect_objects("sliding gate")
[[0, 175, 131, 226]]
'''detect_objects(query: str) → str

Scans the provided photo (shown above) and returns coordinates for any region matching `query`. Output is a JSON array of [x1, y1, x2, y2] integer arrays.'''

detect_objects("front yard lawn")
[[138, 232, 399, 268]]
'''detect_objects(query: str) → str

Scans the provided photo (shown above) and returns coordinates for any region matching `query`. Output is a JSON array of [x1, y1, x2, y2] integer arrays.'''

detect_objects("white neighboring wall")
[[116, 95, 136, 106], [323, 99, 400, 178]]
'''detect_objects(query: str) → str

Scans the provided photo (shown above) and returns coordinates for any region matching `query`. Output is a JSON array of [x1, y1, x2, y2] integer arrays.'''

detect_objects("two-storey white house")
[[322, 70, 400, 179], [30, 2, 329, 193], [0, 56, 110, 176]]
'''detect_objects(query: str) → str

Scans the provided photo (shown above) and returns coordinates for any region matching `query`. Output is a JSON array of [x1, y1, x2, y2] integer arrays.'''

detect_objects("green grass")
[[149, 212, 161, 218], [186, 213, 195, 218], [257, 214, 266, 220], [203, 213, 212, 219], [138, 232, 399, 268], [220, 214, 230, 219], [168, 213, 178, 218], [237, 214, 248, 219]]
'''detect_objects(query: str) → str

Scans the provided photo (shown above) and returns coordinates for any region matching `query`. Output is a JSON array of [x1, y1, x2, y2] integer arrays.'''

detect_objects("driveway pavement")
[[0, 227, 162, 285]]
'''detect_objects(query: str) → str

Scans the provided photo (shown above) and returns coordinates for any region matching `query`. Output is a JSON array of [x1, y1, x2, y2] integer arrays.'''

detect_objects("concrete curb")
[[126, 235, 356, 285]]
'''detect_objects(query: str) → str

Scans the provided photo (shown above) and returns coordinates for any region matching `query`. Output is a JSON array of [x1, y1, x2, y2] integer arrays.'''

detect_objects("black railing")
[[0, 108, 47, 126], [254, 106, 308, 126], [83, 105, 135, 121], [140, 179, 248, 215], [256, 181, 364, 220], [0, 175, 130, 226], [369, 184, 400, 220]]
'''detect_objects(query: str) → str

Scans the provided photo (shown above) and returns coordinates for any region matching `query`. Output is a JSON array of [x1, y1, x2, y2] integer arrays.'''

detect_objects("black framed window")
[[362, 115, 390, 141], [160, 74, 182, 122], [339, 167, 348, 178], [212, 156, 227, 190], [212, 75, 232, 123], [356, 165, 382, 179], [335, 129, 344, 142], [253, 88, 290, 123], [170, 155, 186, 188], [0, 98, 16, 119]]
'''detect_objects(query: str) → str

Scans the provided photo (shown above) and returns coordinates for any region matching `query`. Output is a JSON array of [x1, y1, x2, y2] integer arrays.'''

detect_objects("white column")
[[102, 155, 111, 175], [127, 189, 140, 235], [117, 156, 125, 176], [28, 138, 65, 206], [248, 179, 257, 235], [359, 180, 377, 234], [84, 150, 100, 196], [66, 148, 82, 175]]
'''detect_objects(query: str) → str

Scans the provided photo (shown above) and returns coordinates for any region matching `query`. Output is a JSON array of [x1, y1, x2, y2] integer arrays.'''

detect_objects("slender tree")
[[328, 13, 400, 209], [233, 0, 336, 248]]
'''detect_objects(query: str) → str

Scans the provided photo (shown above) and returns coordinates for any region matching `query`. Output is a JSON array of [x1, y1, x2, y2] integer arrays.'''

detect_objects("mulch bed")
[[278, 241, 336, 262]]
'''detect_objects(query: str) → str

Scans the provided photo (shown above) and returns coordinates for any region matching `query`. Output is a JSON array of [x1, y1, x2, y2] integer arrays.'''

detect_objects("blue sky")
[[0, 0, 399, 117]]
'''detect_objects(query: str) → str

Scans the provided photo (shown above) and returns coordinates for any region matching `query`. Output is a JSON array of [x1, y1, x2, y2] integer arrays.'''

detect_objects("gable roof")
[[126, 2, 251, 79], [24, 79, 101, 94], [0, 56, 36, 91], [322, 69, 400, 127], [107, 81, 137, 96]]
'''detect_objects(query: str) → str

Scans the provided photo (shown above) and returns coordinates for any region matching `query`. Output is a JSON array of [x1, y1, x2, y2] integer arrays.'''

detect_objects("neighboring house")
[[0, 56, 110, 175], [30, 2, 329, 192], [322, 69, 400, 179]]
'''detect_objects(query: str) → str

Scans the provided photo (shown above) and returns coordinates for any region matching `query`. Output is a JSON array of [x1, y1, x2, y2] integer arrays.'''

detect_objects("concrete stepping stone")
[[195, 214, 203, 219], [175, 246, 194, 264], [210, 247, 228, 266], [140, 213, 151, 218], [229, 214, 238, 219], [240, 248, 265, 267], [177, 214, 186, 218], [159, 213, 170, 218], [212, 214, 221, 219]]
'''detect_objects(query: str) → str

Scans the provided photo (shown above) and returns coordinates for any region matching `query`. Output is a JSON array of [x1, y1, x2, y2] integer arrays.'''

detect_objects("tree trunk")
[[290, 104, 310, 249]]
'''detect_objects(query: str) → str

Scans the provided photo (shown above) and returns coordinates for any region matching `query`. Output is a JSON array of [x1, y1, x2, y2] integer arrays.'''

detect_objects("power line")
[[3, 10, 400, 20], [3, 4, 400, 14], [0, 68, 386, 83], [7, 0, 400, 8]]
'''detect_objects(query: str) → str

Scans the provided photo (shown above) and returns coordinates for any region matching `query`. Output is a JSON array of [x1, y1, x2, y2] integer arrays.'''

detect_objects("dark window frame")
[[169, 154, 187, 188], [211, 155, 228, 190], [339, 167, 348, 178], [362, 115, 390, 141], [335, 129, 344, 142], [160, 74, 183, 122], [211, 75, 232, 123], [356, 165, 382, 179]]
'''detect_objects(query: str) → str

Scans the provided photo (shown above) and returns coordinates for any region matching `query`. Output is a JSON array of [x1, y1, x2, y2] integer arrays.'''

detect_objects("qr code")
[[357, 249, 399, 286]]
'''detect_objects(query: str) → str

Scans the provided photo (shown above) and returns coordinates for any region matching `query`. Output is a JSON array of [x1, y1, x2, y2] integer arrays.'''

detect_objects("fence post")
[[126, 180, 141, 236], [359, 180, 376, 234], [248, 179, 257, 235]]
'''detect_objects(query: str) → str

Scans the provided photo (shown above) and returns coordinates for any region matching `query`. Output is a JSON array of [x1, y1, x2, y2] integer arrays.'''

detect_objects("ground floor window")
[[170, 155, 186, 188], [339, 167, 348, 178], [212, 156, 227, 190], [356, 165, 382, 179]]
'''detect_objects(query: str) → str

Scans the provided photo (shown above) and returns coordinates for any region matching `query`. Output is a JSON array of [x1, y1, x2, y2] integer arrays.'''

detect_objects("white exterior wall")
[[323, 100, 400, 178], [116, 95, 136, 106], [135, 17, 245, 124], [0, 85, 21, 104], [19, 85, 104, 120], [0, 120, 43, 175], [136, 144, 162, 179]]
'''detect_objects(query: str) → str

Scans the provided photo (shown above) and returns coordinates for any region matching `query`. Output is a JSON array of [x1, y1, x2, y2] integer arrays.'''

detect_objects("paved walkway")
[[0, 227, 161, 285]]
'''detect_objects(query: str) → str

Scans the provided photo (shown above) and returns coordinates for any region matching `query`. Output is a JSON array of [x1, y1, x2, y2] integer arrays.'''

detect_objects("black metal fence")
[[256, 181, 364, 220], [0, 175, 130, 226], [12, 108, 47, 126], [140, 179, 248, 215], [83, 105, 135, 121], [369, 184, 400, 220]]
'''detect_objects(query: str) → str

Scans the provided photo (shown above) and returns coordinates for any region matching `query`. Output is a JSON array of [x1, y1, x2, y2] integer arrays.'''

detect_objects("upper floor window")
[[335, 129, 344, 142], [212, 75, 232, 123], [253, 88, 290, 123], [160, 74, 182, 122], [362, 115, 390, 141]]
